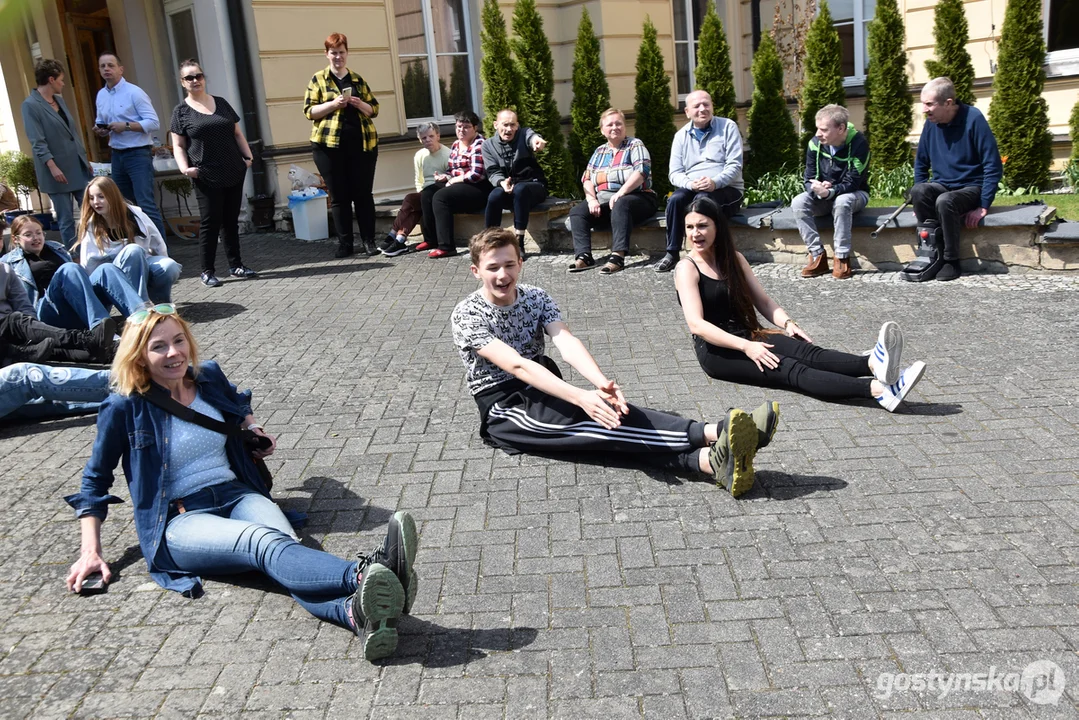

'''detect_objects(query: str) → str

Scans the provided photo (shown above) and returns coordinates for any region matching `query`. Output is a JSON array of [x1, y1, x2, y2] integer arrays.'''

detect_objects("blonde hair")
[[598, 108, 625, 128], [111, 312, 200, 396], [8, 215, 44, 251], [77, 177, 135, 254], [468, 227, 521, 265]]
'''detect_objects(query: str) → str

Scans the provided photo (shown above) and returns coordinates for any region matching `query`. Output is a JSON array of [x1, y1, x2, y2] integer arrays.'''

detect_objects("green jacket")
[[803, 123, 870, 197]]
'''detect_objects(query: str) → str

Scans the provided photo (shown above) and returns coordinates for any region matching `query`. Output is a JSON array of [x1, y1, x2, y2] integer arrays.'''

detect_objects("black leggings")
[[194, 180, 244, 274], [695, 333, 874, 400], [425, 180, 491, 251]]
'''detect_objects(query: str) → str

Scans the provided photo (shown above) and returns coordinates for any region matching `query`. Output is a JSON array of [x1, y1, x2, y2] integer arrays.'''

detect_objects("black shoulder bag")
[[142, 386, 274, 490]]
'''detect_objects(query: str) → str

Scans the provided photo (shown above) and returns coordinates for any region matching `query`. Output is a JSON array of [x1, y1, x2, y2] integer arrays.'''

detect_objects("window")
[[673, 0, 713, 98], [831, 0, 874, 84], [395, 0, 476, 123], [1044, 0, 1079, 75], [165, 5, 200, 104]]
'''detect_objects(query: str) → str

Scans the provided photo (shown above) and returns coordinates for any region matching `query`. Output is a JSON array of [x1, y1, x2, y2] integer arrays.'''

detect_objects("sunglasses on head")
[[182, 73, 204, 82], [128, 303, 177, 326]]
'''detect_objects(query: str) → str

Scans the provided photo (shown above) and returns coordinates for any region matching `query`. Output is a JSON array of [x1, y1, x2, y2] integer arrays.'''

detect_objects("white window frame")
[[163, 1, 202, 105], [674, 0, 701, 101], [830, 1, 872, 87], [397, 0, 478, 126], [1043, 0, 1079, 77]]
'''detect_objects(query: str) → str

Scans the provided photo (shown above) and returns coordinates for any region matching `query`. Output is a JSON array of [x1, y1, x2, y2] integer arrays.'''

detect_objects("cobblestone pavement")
[[1, 233, 1076, 719]]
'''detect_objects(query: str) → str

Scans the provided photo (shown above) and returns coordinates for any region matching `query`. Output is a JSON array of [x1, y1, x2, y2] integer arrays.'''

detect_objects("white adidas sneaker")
[[876, 361, 926, 412], [869, 321, 904, 385]]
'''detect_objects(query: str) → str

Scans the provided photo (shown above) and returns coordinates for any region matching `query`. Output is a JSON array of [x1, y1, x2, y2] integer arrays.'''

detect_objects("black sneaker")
[[654, 253, 678, 273], [334, 242, 354, 258], [708, 409, 758, 497], [360, 510, 419, 614], [229, 266, 258, 279], [362, 239, 380, 256], [382, 239, 409, 257], [3, 339, 55, 363], [377, 234, 397, 253], [349, 562, 404, 662], [201, 272, 222, 287], [89, 317, 118, 362]]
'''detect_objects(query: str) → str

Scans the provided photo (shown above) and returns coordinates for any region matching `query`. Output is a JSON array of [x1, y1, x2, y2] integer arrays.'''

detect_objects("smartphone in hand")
[[342, 87, 353, 99], [78, 572, 108, 596]]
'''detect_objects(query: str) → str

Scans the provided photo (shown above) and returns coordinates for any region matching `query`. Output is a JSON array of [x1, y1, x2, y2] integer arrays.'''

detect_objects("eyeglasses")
[[128, 303, 177, 326], [182, 73, 204, 83]]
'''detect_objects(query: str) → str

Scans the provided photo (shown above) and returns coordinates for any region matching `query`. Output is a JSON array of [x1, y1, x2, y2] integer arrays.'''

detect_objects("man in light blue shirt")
[[93, 53, 166, 235], [659, 90, 744, 273]]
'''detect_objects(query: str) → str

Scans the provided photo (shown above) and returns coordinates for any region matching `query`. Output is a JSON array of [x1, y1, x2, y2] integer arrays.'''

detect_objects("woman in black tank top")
[[672, 198, 927, 412]]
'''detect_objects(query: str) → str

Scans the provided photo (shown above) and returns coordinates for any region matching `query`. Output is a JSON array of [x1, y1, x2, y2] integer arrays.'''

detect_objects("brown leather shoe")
[[832, 256, 852, 279], [801, 252, 829, 277]]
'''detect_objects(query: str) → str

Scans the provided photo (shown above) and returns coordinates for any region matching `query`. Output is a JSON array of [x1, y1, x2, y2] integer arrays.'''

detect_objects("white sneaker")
[[869, 321, 903, 385], [876, 361, 926, 412]]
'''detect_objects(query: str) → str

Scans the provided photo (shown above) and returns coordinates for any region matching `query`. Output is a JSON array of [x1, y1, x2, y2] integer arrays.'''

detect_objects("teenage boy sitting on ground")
[[450, 227, 779, 497]]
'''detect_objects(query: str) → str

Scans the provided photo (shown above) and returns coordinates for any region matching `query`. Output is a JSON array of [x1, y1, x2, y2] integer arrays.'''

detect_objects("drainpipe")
[[223, 0, 272, 223]]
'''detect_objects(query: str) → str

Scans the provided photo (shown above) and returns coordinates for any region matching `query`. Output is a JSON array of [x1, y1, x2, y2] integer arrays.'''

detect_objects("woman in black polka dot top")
[[169, 59, 258, 288]]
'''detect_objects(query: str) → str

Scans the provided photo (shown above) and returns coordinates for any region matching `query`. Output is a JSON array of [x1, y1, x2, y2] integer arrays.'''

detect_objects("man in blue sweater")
[[908, 77, 1002, 282]]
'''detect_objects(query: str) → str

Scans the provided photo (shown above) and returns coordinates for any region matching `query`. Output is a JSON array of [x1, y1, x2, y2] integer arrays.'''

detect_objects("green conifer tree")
[[1070, 98, 1079, 164], [569, 9, 611, 182], [924, 0, 975, 105], [634, 17, 677, 198], [480, 0, 521, 138], [694, 4, 737, 121], [511, 0, 573, 196], [746, 33, 798, 181], [799, 1, 846, 149], [864, 0, 912, 172], [988, 0, 1052, 190]]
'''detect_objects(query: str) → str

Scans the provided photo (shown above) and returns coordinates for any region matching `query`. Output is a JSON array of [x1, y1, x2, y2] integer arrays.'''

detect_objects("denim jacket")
[[64, 361, 271, 597], [0, 240, 74, 312]]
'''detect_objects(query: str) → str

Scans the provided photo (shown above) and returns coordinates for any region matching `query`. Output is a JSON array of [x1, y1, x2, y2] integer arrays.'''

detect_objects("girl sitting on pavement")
[[673, 197, 926, 411], [76, 176, 182, 304], [64, 305, 419, 661]]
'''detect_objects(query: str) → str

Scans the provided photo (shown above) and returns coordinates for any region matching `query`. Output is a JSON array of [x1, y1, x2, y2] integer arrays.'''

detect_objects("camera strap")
[[142, 385, 242, 438]]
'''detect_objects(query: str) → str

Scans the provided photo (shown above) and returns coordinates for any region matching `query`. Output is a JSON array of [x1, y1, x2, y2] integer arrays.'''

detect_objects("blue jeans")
[[88, 262, 147, 317], [37, 264, 114, 330], [49, 190, 84, 249], [484, 181, 547, 231], [160, 482, 359, 629], [110, 147, 166, 237], [0, 363, 110, 420], [111, 244, 182, 303]]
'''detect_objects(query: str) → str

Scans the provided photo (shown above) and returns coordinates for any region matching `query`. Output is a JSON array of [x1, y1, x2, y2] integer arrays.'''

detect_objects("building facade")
[[1, 0, 1076, 219]]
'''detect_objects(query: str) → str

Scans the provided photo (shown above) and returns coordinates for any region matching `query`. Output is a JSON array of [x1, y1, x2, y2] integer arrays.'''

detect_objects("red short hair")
[[324, 33, 348, 51]]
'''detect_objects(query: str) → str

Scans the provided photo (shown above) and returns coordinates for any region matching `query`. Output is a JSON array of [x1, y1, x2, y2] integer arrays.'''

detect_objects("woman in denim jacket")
[[64, 306, 419, 661]]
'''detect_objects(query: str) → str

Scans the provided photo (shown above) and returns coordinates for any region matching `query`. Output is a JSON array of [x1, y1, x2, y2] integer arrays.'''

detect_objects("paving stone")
[[1, 238, 1075, 717]]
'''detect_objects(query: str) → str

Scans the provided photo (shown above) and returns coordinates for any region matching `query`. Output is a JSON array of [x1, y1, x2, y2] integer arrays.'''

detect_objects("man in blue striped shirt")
[[93, 53, 166, 236]]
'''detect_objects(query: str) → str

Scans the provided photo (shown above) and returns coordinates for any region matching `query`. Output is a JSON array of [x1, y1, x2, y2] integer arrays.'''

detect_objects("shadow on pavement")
[[755, 471, 849, 500], [0, 411, 99, 438], [901, 401, 963, 415], [176, 300, 248, 323], [387, 619, 539, 668], [256, 261, 393, 280]]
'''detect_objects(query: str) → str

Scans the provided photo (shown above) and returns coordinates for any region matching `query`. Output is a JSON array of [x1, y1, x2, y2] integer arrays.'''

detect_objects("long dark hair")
[[686, 197, 763, 336]]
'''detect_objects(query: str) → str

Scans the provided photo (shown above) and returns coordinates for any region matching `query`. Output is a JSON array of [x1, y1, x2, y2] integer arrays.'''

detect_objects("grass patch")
[[867, 194, 1079, 220]]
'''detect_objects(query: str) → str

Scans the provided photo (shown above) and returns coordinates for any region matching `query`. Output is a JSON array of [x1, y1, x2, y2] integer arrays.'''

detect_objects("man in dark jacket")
[[907, 76, 1002, 282], [481, 110, 547, 255], [791, 104, 870, 280]]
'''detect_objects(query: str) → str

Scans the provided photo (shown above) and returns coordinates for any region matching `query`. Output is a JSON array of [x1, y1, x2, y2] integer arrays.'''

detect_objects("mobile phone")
[[78, 572, 108, 595], [342, 87, 353, 99], [95, 123, 108, 130]]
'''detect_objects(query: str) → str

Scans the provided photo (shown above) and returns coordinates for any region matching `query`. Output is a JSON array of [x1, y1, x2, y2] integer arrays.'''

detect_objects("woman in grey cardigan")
[[20, 59, 92, 248]]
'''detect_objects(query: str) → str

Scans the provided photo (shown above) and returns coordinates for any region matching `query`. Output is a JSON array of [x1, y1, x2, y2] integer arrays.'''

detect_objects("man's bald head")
[[685, 90, 714, 129]]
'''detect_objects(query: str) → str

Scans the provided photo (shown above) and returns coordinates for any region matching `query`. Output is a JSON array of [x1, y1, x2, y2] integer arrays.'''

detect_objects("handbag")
[[142, 385, 274, 490]]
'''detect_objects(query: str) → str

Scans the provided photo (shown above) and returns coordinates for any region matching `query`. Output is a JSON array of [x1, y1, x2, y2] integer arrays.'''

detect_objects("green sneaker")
[[708, 409, 758, 497], [350, 562, 404, 662], [750, 401, 780, 450]]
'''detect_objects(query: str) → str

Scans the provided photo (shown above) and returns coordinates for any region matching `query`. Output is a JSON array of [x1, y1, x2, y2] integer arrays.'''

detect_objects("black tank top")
[[678, 258, 750, 339]]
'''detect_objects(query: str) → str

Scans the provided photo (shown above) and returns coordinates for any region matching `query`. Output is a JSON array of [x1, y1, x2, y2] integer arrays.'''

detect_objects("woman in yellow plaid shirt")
[[303, 33, 379, 259]]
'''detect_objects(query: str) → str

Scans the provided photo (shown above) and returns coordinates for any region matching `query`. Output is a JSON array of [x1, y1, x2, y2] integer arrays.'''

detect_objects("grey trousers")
[[791, 190, 869, 259]]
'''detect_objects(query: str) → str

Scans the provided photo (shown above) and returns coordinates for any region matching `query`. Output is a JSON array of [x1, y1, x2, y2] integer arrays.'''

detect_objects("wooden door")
[[59, 10, 114, 162]]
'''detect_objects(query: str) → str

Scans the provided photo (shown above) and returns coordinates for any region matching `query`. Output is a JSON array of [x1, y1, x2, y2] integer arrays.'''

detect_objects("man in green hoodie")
[[791, 105, 871, 280]]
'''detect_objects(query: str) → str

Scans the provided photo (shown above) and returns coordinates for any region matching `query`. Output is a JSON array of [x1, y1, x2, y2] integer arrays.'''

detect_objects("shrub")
[[694, 4, 737, 121], [743, 169, 802, 206], [634, 17, 677, 198], [1069, 97, 1079, 165], [988, 0, 1051, 190], [869, 163, 914, 198], [864, 0, 912, 172], [569, 9, 611, 184], [924, 0, 975, 105], [480, 0, 521, 138], [511, 0, 573, 196], [800, 1, 846, 149], [746, 33, 798, 182]]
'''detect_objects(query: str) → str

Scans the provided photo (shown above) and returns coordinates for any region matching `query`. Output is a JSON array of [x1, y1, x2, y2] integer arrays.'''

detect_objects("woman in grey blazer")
[[20, 59, 92, 248]]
